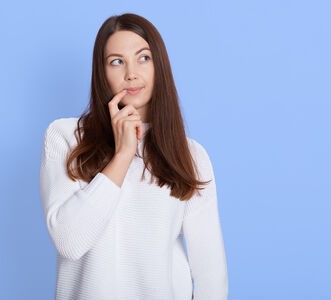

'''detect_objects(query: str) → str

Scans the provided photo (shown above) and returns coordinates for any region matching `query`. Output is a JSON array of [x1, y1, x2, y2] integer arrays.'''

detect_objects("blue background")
[[1, 1, 330, 299]]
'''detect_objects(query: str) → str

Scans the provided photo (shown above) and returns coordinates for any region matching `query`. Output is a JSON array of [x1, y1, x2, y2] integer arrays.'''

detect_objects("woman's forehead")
[[105, 30, 149, 53]]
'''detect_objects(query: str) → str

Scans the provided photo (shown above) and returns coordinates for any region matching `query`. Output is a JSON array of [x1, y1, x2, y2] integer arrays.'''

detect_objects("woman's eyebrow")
[[105, 47, 151, 59]]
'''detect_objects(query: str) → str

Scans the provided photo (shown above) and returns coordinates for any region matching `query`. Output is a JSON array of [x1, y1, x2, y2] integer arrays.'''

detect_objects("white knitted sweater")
[[39, 117, 228, 300]]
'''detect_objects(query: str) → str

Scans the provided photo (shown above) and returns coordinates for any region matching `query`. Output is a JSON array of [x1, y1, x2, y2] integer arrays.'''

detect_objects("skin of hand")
[[108, 89, 143, 159]]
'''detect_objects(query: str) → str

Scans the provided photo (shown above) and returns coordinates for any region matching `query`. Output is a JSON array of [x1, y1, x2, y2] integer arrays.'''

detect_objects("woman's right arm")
[[40, 90, 142, 261], [40, 120, 127, 261]]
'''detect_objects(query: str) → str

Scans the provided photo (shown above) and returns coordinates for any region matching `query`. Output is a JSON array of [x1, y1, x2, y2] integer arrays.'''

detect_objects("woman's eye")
[[109, 55, 151, 66], [140, 55, 151, 62], [110, 59, 122, 66]]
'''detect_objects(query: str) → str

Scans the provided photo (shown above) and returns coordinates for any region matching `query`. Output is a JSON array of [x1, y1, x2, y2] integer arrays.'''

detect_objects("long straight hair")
[[66, 13, 210, 201]]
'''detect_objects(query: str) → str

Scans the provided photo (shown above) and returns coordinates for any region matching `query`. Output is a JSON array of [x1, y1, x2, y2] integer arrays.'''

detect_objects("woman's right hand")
[[108, 89, 143, 159]]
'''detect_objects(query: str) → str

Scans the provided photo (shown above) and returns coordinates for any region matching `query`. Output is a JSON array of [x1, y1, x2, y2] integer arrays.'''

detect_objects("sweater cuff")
[[83, 172, 120, 193], [79, 172, 122, 210]]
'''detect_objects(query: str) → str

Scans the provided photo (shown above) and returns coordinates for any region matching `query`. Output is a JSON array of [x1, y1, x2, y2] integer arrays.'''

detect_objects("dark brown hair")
[[66, 13, 210, 201]]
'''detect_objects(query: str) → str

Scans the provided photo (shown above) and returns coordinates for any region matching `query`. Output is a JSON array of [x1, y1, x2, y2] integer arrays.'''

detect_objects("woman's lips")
[[126, 87, 143, 95]]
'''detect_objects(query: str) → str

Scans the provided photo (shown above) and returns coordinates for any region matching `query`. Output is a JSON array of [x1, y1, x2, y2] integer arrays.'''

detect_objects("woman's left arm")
[[183, 140, 228, 300]]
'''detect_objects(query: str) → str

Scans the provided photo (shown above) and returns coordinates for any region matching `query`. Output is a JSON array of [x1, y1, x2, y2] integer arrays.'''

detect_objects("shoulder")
[[42, 117, 79, 159], [186, 136, 215, 180], [44, 117, 79, 141], [186, 136, 211, 163], [45, 117, 79, 135]]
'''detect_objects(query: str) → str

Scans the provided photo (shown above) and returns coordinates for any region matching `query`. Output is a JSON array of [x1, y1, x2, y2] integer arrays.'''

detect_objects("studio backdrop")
[[0, 1, 330, 299]]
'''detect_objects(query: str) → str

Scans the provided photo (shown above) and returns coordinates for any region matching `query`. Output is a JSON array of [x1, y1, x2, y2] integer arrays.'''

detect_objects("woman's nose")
[[126, 72, 137, 80], [125, 64, 138, 81]]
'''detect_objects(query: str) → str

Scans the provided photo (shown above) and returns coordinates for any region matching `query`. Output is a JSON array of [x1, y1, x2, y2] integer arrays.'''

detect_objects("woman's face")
[[104, 30, 155, 121]]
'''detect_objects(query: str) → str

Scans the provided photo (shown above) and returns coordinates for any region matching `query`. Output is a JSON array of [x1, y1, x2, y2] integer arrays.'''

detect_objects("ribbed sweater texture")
[[39, 117, 228, 300]]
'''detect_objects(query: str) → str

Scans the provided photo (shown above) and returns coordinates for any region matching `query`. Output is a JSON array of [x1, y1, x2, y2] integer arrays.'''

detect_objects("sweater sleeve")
[[183, 139, 228, 300], [39, 119, 122, 261]]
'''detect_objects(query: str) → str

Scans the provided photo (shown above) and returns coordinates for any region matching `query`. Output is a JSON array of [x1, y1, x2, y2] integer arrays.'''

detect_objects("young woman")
[[40, 13, 228, 300]]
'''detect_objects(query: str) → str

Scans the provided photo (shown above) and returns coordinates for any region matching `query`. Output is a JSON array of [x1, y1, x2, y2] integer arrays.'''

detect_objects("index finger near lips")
[[108, 89, 127, 118]]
